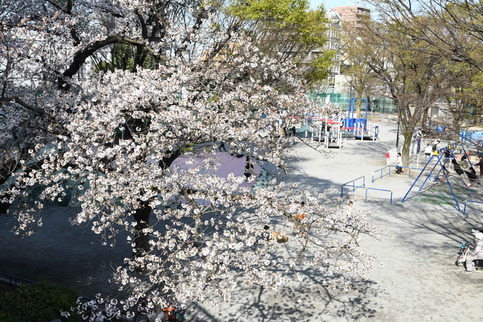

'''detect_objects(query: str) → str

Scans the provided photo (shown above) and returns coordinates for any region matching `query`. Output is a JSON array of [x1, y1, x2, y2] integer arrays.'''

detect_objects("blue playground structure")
[[459, 130, 483, 141], [289, 97, 380, 144], [342, 98, 367, 131], [342, 98, 379, 140]]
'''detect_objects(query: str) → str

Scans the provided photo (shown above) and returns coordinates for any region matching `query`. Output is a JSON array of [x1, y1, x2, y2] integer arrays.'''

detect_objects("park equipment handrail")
[[372, 165, 391, 182], [364, 187, 393, 205], [463, 200, 483, 216], [0, 272, 35, 286], [372, 165, 424, 183], [341, 176, 393, 204], [341, 176, 366, 198]]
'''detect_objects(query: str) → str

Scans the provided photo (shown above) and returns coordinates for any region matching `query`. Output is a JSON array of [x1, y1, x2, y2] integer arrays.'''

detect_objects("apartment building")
[[308, 9, 343, 93], [329, 6, 371, 95], [331, 6, 371, 27]]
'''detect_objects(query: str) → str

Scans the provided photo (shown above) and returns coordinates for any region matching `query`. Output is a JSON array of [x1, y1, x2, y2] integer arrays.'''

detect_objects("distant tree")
[[439, 59, 483, 136], [92, 43, 160, 73], [228, 0, 335, 85], [348, 18, 446, 165], [367, 0, 483, 141], [368, 0, 483, 71], [339, 24, 379, 117]]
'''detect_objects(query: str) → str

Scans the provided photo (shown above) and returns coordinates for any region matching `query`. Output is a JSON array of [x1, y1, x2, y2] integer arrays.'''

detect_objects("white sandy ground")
[[0, 113, 482, 321], [200, 115, 483, 321]]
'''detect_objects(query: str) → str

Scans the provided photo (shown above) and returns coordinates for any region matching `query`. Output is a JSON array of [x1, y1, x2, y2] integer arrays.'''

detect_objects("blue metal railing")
[[372, 165, 424, 183], [405, 166, 424, 177], [342, 176, 393, 204], [372, 165, 392, 183], [341, 176, 366, 197], [364, 187, 393, 205]]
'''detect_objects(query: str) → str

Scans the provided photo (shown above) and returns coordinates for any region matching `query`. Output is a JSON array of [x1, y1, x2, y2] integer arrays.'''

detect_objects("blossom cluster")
[[0, 0, 377, 317]]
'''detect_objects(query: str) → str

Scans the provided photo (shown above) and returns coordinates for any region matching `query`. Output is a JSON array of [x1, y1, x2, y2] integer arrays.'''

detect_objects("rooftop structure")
[[331, 6, 371, 27]]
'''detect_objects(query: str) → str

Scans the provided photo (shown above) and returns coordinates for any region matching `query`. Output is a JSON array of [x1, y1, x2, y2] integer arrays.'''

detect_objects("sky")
[[309, 0, 367, 10]]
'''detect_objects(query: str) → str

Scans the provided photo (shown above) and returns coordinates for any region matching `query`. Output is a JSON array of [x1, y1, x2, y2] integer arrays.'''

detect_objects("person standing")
[[415, 128, 423, 154], [395, 152, 403, 174], [244, 156, 256, 181], [432, 139, 441, 156], [218, 141, 227, 152], [424, 143, 433, 158]]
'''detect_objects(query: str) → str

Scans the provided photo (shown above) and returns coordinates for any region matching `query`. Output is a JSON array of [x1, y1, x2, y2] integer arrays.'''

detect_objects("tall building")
[[308, 6, 372, 95], [329, 6, 371, 95], [323, 10, 342, 92], [331, 6, 371, 27]]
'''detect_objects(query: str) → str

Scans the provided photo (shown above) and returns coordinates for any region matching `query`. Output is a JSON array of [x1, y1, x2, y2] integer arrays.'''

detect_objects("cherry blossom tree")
[[0, 0, 376, 318]]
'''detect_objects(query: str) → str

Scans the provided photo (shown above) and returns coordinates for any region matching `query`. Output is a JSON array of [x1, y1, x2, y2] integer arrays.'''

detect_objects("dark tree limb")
[[158, 149, 182, 170], [0, 97, 45, 116], [58, 36, 161, 90], [132, 202, 152, 258]]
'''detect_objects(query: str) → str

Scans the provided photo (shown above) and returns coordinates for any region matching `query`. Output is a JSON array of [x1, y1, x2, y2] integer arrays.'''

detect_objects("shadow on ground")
[[211, 271, 383, 322]]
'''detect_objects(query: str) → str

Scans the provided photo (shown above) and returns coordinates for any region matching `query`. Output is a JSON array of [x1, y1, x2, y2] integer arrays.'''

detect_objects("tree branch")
[[0, 97, 45, 116], [58, 36, 161, 90]]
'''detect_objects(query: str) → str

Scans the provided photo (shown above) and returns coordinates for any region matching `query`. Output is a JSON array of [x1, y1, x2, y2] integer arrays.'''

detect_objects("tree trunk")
[[0, 197, 10, 213], [421, 108, 429, 132], [401, 131, 413, 167], [452, 111, 462, 141], [132, 204, 152, 258], [130, 149, 181, 259], [356, 96, 362, 118]]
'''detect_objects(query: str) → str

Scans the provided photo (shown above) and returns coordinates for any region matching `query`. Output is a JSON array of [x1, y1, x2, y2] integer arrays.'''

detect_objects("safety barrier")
[[372, 165, 424, 182], [364, 187, 393, 205], [372, 165, 392, 183], [463, 200, 483, 216], [341, 176, 393, 204], [401, 166, 425, 177], [0, 272, 35, 286], [341, 176, 366, 198]]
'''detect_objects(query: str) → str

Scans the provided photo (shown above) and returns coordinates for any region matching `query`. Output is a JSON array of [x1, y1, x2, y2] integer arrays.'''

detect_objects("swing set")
[[402, 142, 482, 215]]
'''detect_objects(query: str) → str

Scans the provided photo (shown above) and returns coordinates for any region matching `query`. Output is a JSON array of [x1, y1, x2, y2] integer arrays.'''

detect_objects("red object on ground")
[[162, 306, 177, 322]]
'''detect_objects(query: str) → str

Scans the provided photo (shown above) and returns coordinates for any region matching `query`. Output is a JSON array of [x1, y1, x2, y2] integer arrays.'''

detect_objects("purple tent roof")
[[172, 152, 261, 188]]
